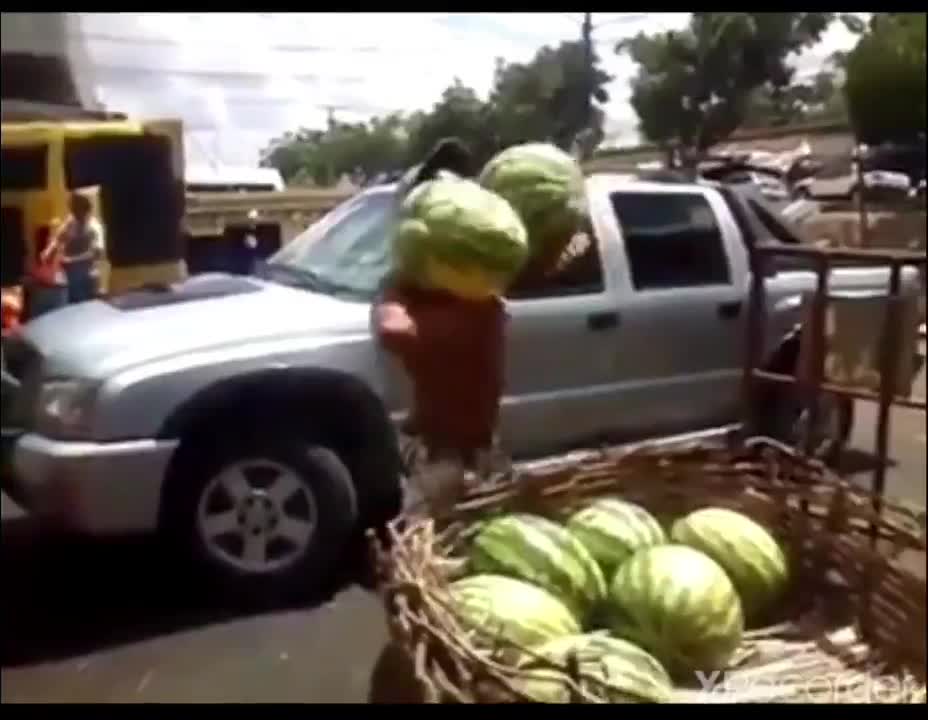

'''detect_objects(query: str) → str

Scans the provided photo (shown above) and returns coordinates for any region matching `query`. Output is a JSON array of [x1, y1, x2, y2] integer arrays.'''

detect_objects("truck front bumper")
[[9, 433, 178, 535]]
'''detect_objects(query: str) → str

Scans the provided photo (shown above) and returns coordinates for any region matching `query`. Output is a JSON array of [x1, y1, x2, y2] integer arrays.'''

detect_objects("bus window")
[[64, 136, 126, 188], [1, 207, 26, 286], [1, 145, 48, 191], [63, 133, 183, 268]]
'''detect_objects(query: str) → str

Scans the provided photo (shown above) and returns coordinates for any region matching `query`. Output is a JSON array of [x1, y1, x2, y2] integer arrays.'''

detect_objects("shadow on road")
[[834, 447, 899, 477], [0, 516, 366, 669]]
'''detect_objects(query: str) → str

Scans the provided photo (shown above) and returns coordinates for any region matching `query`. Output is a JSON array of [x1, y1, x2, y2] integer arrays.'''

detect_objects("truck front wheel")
[[162, 429, 358, 604]]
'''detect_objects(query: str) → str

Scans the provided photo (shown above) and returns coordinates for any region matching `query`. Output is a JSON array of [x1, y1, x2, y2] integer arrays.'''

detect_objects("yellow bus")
[[1, 118, 187, 296]]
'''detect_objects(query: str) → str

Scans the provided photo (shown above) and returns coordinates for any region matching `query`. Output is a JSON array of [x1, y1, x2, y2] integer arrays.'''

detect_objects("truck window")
[[611, 191, 731, 291], [1, 145, 48, 191], [268, 190, 394, 300], [507, 227, 605, 300]]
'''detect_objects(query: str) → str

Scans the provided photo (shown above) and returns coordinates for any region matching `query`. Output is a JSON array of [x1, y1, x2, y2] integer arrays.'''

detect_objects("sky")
[[73, 12, 864, 169]]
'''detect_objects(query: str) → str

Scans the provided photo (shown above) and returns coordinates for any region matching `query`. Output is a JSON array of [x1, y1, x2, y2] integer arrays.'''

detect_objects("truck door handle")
[[587, 311, 619, 331], [717, 301, 743, 319]]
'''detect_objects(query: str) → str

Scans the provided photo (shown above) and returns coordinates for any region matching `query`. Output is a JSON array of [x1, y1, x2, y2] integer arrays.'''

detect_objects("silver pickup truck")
[[2, 175, 919, 599]]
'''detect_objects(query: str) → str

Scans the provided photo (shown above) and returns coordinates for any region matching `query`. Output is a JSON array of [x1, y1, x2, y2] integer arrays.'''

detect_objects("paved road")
[[2, 359, 925, 703]]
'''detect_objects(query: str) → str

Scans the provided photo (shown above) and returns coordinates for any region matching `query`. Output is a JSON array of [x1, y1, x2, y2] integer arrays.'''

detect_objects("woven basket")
[[370, 437, 927, 704]]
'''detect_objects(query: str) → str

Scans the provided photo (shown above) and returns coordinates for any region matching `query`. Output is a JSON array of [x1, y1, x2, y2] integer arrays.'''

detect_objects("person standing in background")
[[27, 223, 68, 319], [56, 192, 106, 304]]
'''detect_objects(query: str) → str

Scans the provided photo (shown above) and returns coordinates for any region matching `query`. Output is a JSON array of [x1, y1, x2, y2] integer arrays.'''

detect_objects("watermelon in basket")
[[370, 438, 927, 704]]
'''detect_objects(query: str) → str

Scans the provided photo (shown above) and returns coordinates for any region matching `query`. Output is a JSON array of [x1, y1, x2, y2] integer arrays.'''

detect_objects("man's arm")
[[373, 283, 420, 360], [89, 218, 106, 261], [507, 231, 594, 297]]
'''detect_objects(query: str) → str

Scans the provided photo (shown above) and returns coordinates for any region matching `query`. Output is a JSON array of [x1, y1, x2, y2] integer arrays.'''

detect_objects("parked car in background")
[[716, 169, 791, 204], [793, 166, 912, 202], [699, 161, 791, 208], [3, 176, 921, 602]]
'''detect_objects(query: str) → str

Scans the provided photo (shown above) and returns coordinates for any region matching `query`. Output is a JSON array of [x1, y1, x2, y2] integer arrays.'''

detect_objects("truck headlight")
[[36, 379, 99, 437]]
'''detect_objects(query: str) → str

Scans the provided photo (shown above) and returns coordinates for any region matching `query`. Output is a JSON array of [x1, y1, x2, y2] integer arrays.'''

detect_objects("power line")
[[71, 31, 368, 54], [592, 14, 649, 30], [581, 12, 595, 130], [87, 62, 367, 86]]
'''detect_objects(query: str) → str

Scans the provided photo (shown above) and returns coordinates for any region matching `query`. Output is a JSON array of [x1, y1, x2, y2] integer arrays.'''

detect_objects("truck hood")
[[22, 274, 373, 378]]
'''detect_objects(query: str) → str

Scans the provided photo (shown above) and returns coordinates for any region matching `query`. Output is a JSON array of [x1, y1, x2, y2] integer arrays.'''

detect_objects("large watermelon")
[[469, 513, 607, 619], [392, 177, 529, 299], [607, 545, 744, 679], [566, 498, 667, 576], [514, 633, 674, 703], [478, 143, 587, 264], [670, 507, 790, 622], [448, 574, 580, 656]]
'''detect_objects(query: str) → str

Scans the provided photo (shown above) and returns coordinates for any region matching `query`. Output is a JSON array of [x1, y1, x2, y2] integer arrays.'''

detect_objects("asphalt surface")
[[2, 356, 925, 703]]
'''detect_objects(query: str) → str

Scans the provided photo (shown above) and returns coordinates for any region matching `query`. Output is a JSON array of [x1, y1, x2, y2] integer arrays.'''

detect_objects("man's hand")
[[374, 298, 419, 358]]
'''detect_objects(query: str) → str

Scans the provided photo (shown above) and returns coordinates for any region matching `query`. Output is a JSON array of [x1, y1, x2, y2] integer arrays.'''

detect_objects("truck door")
[[500, 233, 624, 459], [599, 186, 749, 438]]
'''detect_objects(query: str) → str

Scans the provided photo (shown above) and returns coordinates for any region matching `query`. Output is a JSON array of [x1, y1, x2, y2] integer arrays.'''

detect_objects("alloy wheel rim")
[[196, 459, 317, 574]]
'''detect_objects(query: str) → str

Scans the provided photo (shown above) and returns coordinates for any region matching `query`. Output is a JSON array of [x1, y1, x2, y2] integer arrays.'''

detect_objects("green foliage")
[[844, 13, 927, 145], [743, 70, 847, 128], [262, 114, 407, 187], [262, 41, 611, 186], [617, 13, 837, 156], [403, 80, 499, 171], [489, 41, 612, 155]]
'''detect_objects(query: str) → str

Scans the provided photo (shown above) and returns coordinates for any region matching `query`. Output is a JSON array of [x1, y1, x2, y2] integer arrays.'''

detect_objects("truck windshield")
[[264, 189, 395, 301]]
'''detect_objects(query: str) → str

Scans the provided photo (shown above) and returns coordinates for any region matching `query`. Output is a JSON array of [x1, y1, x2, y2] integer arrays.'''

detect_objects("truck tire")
[[162, 429, 358, 605]]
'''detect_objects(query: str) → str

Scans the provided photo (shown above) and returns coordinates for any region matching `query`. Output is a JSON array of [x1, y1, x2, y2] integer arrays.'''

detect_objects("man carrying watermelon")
[[373, 139, 524, 513], [368, 140, 593, 703], [374, 139, 590, 514]]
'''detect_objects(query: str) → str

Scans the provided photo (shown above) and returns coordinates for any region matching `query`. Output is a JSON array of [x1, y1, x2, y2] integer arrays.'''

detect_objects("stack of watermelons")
[[390, 141, 587, 299], [447, 500, 791, 703]]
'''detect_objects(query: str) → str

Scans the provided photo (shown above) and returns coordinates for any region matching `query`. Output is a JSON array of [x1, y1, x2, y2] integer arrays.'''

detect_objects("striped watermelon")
[[607, 545, 744, 679], [515, 633, 673, 703], [469, 513, 607, 619], [566, 498, 666, 576], [448, 575, 580, 656], [670, 507, 789, 622]]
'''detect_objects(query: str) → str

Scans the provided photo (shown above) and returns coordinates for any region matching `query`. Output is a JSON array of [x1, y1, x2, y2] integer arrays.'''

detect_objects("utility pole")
[[580, 12, 594, 132]]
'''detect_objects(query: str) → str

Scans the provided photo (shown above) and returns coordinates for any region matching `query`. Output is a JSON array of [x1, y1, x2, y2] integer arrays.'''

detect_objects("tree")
[[261, 128, 325, 183], [490, 41, 612, 157], [262, 39, 614, 185], [843, 13, 926, 145], [617, 13, 837, 163], [262, 113, 408, 186], [403, 80, 499, 170], [742, 69, 846, 128]]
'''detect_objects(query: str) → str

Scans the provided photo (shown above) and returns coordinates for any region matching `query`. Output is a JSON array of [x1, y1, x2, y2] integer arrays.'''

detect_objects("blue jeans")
[[28, 283, 68, 319], [65, 261, 98, 304]]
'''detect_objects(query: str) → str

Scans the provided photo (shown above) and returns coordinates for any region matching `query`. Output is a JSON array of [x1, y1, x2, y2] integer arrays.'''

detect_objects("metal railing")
[[742, 242, 926, 508]]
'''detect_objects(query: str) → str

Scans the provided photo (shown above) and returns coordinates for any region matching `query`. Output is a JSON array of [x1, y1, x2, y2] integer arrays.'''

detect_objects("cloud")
[[75, 12, 863, 166]]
